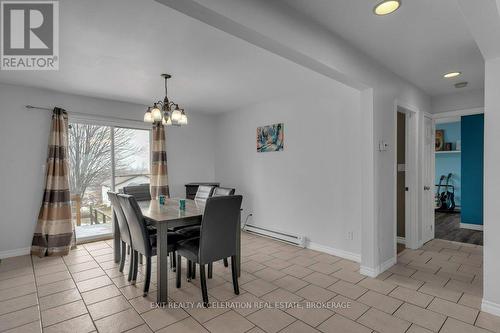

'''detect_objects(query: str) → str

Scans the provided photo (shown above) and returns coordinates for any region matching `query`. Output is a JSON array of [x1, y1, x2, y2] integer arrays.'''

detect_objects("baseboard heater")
[[244, 224, 306, 247]]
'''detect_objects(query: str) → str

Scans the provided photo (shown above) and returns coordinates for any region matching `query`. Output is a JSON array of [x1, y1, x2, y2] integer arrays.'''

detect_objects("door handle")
[[424, 186, 431, 191]]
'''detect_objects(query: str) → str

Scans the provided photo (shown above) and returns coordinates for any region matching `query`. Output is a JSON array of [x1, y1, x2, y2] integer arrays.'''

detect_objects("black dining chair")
[[107, 192, 134, 281], [118, 194, 186, 296], [176, 195, 243, 307], [175, 185, 215, 237], [122, 184, 154, 265], [176, 187, 236, 277], [122, 184, 152, 201], [208, 187, 235, 272], [176, 186, 233, 240]]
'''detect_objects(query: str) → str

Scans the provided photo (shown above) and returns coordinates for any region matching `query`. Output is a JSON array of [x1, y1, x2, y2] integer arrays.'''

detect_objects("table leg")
[[113, 212, 121, 263], [156, 223, 169, 304]]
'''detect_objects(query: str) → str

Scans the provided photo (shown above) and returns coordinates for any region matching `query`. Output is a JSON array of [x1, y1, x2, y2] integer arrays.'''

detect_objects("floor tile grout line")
[[0, 317, 41, 333], [244, 309, 292, 333], [0, 270, 40, 282], [60, 251, 99, 332], [39, 298, 88, 328], [241, 324, 257, 333], [29, 254, 43, 331], [36, 277, 78, 298], [347, 310, 385, 333], [0, 292, 39, 317], [41, 313, 91, 331], [472, 308, 481, 327], [0, 282, 38, 302]]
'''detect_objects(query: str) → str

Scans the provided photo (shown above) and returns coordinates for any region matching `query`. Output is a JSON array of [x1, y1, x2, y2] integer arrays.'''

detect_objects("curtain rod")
[[26, 105, 52, 111], [25, 105, 148, 125]]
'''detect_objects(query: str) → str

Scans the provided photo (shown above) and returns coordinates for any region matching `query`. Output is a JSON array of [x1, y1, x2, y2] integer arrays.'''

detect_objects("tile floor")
[[0, 234, 496, 333]]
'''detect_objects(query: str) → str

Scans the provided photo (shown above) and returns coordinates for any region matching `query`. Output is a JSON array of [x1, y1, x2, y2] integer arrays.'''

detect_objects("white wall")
[[0, 83, 215, 256], [161, 0, 431, 274], [431, 89, 484, 114], [214, 83, 362, 259], [482, 57, 500, 315]]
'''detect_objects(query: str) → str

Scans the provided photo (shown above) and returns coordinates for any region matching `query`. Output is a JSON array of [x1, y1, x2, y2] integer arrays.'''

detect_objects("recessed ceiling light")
[[443, 71, 461, 79], [454, 82, 468, 88], [373, 0, 401, 16]]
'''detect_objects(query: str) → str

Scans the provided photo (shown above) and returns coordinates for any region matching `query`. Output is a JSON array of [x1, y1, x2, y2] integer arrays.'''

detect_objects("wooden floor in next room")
[[435, 212, 483, 246]]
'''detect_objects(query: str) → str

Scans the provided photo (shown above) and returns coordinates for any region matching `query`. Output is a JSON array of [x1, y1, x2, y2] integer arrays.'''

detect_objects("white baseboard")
[[360, 256, 397, 278], [396, 236, 406, 245], [307, 241, 361, 263], [482, 299, 500, 317], [380, 256, 397, 271], [460, 223, 483, 231], [0, 247, 31, 259], [359, 265, 377, 277]]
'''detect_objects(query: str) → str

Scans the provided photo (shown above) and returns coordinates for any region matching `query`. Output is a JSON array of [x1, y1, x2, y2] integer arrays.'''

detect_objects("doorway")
[[432, 114, 484, 245], [394, 104, 418, 254]]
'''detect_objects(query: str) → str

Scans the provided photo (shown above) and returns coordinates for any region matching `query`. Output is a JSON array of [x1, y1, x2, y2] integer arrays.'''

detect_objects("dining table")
[[113, 197, 241, 304]]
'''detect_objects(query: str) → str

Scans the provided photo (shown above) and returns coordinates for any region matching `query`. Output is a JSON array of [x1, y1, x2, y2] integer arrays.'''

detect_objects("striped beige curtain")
[[31, 108, 74, 257], [150, 123, 169, 198]]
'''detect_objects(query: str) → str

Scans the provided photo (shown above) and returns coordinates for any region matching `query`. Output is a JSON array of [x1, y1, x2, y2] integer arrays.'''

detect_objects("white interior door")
[[422, 115, 435, 243]]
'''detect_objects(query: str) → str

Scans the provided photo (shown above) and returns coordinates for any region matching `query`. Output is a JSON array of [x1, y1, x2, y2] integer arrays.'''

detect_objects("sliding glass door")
[[68, 122, 150, 242]]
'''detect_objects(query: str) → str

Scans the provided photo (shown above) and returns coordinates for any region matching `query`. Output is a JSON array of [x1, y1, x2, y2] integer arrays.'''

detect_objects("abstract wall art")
[[257, 123, 284, 152]]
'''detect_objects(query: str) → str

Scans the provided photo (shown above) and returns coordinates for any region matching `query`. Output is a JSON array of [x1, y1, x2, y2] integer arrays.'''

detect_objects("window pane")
[[68, 123, 112, 241], [113, 128, 150, 192]]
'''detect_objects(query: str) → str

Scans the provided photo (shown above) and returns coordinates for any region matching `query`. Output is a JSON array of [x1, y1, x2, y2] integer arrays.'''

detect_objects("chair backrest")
[[195, 185, 214, 203], [118, 194, 152, 257], [198, 195, 243, 264], [212, 187, 235, 197], [107, 192, 132, 246], [122, 184, 151, 201]]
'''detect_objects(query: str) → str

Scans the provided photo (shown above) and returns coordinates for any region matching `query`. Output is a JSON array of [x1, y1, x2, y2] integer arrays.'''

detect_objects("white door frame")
[[426, 107, 485, 242], [422, 113, 435, 244], [394, 101, 419, 252]]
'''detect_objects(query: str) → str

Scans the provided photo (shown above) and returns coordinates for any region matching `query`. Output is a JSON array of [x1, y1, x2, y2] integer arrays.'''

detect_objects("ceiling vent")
[[454, 82, 468, 88]]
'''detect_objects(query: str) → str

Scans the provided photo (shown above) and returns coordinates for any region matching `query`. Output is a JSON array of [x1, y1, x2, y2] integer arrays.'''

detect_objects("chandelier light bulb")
[[151, 104, 162, 122], [179, 111, 188, 125], [143, 107, 154, 123], [171, 107, 182, 122]]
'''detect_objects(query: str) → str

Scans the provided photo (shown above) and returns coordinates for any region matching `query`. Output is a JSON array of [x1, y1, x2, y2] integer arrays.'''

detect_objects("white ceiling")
[[0, 0, 486, 110], [279, 0, 485, 96], [0, 0, 334, 114]]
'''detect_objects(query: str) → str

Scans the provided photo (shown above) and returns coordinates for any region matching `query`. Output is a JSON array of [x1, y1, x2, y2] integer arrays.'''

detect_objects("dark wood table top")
[[138, 198, 204, 223]]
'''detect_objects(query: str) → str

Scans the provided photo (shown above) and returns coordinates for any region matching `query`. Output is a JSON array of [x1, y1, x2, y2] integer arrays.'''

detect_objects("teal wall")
[[461, 114, 484, 225], [435, 122, 461, 206]]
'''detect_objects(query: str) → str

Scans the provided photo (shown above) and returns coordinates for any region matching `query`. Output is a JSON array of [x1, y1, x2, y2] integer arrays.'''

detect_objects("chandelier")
[[144, 74, 187, 126]]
